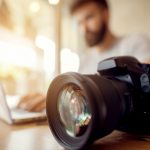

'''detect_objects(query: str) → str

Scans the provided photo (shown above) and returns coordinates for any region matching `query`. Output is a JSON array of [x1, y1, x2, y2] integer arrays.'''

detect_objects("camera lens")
[[46, 72, 129, 150], [58, 84, 91, 137]]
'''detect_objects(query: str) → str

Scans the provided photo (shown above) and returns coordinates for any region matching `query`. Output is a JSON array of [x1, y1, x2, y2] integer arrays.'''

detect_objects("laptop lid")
[[0, 83, 13, 124]]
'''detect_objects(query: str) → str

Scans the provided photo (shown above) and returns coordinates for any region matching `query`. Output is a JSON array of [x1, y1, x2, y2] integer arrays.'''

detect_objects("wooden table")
[[0, 120, 149, 150]]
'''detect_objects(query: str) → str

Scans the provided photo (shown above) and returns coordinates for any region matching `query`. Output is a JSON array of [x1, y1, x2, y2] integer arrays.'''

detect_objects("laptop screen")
[[0, 83, 12, 124]]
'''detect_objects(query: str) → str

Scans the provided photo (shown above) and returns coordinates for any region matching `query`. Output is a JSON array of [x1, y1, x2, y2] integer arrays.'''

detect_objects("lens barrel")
[[46, 72, 130, 150]]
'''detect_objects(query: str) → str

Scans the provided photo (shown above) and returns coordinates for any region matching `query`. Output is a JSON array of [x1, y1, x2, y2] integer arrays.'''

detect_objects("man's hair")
[[70, 0, 109, 14]]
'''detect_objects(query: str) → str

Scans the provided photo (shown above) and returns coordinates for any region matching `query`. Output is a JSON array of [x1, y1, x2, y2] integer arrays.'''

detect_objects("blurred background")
[[0, 0, 150, 95]]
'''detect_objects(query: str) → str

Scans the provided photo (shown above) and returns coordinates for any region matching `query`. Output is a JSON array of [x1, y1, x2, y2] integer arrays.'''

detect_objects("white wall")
[[109, 0, 150, 36]]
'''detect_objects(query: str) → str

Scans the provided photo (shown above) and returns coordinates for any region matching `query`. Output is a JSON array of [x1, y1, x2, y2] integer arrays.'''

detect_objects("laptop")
[[0, 83, 47, 124]]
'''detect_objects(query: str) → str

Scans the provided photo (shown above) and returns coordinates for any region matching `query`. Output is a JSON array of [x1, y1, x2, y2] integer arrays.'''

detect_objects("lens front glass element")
[[58, 84, 91, 137]]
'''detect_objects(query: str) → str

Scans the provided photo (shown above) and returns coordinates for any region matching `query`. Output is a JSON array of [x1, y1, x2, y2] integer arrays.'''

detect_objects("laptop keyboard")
[[11, 107, 46, 119]]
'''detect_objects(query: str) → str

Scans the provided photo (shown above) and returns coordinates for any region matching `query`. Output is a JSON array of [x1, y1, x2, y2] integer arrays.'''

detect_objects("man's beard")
[[85, 22, 107, 47]]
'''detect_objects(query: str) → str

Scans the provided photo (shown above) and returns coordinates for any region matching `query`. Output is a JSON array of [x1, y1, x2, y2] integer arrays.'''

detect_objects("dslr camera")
[[46, 56, 150, 150]]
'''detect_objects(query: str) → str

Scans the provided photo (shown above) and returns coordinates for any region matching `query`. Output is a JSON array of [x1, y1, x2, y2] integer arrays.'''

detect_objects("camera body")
[[97, 56, 150, 133]]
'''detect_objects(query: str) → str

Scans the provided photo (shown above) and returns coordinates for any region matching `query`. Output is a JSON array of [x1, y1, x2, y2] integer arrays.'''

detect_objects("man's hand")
[[17, 93, 46, 112]]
